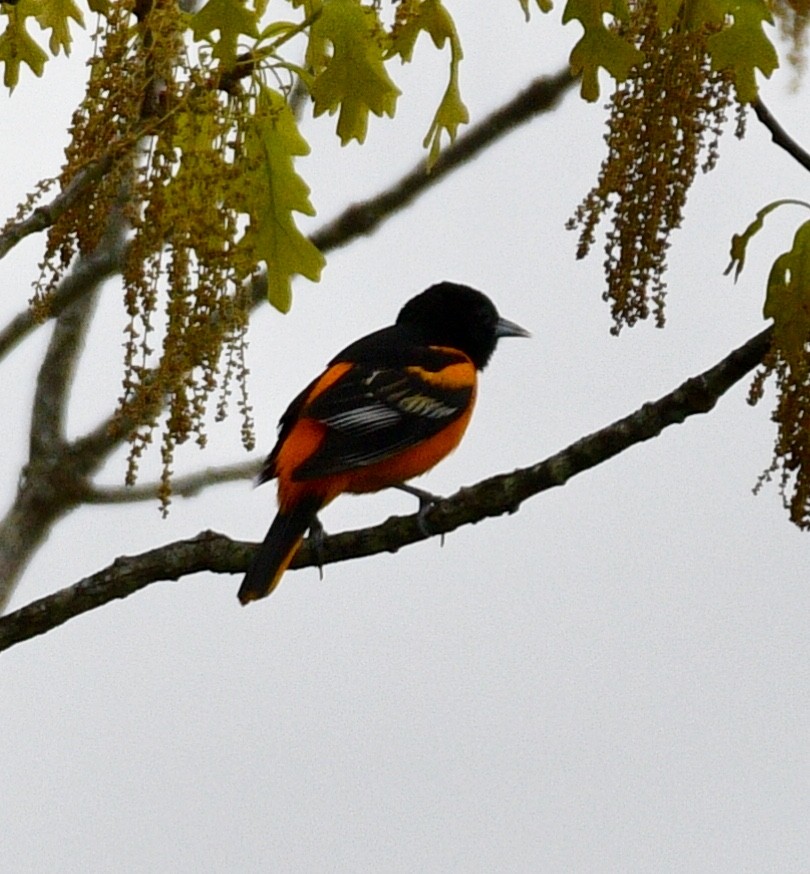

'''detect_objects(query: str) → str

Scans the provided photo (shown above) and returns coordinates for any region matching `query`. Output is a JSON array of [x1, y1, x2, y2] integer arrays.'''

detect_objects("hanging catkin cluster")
[[36, 0, 256, 512], [568, 0, 738, 334]]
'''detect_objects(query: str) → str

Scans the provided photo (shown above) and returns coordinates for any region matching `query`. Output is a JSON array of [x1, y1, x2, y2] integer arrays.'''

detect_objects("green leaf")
[[258, 19, 298, 41], [389, 0, 457, 57], [655, 0, 683, 31], [388, 3, 425, 63], [707, 0, 778, 103], [764, 220, 810, 371], [0, 5, 48, 90], [725, 200, 810, 281], [192, 0, 259, 69], [236, 87, 325, 312], [253, 0, 270, 19], [35, 0, 84, 56], [423, 73, 468, 169], [562, 0, 644, 101], [301, 0, 329, 71], [517, 0, 553, 20], [389, 0, 468, 168], [310, 0, 400, 145]]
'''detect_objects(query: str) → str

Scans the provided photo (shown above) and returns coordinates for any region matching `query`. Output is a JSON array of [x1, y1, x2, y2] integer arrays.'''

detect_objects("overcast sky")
[[2, 5, 808, 872]]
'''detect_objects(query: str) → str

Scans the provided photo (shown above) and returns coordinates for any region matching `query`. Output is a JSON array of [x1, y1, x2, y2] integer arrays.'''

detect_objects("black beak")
[[495, 316, 531, 339]]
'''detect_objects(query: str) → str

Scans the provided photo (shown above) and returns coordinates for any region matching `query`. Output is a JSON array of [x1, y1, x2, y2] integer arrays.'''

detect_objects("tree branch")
[[0, 154, 115, 262], [0, 211, 128, 611], [0, 531, 241, 652], [0, 324, 773, 653], [0, 235, 123, 363], [751, 99, 810, 174], [0, 295, 106, 610], [30, 294, 99, 457], [0, 68, 574, 354], [35, 67, 578, 483], [307, 67, 574, 260], [81, 460, 260, 504]]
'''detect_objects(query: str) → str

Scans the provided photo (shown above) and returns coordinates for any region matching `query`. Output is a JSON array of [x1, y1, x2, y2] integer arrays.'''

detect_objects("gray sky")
[[2, 6, 808, 872]]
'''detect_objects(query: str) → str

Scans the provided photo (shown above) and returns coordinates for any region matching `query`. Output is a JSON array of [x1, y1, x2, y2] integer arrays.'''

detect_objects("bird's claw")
[[308, 516, 326, 580], [393, 483, 445, 545]]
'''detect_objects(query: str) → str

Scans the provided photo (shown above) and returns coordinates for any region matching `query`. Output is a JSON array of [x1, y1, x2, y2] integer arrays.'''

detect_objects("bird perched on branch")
[[238, 281, 530, 604]]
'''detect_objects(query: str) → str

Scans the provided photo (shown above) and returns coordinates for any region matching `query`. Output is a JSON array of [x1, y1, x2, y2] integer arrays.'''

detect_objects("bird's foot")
[[308, 516, 326, 580], [393, 483, 445, 545]]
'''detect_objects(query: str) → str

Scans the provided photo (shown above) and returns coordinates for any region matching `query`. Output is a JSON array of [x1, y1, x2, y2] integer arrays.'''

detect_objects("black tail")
[[238, 495, 323, 604]]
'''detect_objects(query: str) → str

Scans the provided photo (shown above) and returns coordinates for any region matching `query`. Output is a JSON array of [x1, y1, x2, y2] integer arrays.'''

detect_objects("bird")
[[238, 281, 530, 604]]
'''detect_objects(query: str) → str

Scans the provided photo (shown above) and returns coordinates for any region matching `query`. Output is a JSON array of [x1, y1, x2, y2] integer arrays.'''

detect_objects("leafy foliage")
[[518, 0, 554, 19], [728, 201, 810, 528], [0, 2, 49, 89], [751, 215, 810, 526], [561, 1, 810, 528], [563, 0, 644, 101], [724, 198, 810, 281], [191, 0, 260, 67], [4, 0, 810, 524], [705, 0, 779, 102], [390, 0, 469, 169], [35, 0, 84, 55], [234, 86, 325, 313], [561, 0, 779, 103], [310, 0, 400, 144], [763, 220, 810, 372]]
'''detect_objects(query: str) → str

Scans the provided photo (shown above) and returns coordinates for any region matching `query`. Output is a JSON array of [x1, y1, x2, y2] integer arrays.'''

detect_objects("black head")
[[396, 282, 529, 370]]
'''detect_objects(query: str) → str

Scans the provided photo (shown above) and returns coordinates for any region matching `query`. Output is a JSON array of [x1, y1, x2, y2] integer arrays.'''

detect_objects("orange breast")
[[341, 394, 475, 494]]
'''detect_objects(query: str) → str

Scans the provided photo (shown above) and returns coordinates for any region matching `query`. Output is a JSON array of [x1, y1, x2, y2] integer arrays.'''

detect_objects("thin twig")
[[0, 155, 115, 262], [81, 460, 261, 503], [751, 99, 810, 174]]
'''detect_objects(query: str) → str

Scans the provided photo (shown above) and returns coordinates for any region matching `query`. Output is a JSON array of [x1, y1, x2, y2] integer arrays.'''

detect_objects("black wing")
[[257, 325, 473, 485], [295, 353, 473, 480]]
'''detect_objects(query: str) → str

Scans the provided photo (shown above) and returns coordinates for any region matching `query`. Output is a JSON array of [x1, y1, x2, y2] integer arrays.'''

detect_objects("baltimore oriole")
[[238, 281, 529, 604]]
